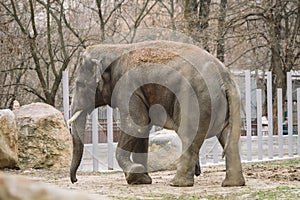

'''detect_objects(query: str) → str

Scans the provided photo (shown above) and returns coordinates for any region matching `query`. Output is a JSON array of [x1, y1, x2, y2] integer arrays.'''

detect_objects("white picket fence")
[[242, 70, 300, 161], [62, 70, 300, 172]]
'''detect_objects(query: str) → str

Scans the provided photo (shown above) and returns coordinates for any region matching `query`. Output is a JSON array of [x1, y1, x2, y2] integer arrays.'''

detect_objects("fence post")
[[287, 72, 293, 157], [267, 72, 273, 159], [257, 89, 263, 160], [277, 88, 283, 158], [92, 108, 99, 171], [297, 88, 300, 156], [62, 71, 70, 125], [245, 70, 252, 161], [107, 106, 114, 170]]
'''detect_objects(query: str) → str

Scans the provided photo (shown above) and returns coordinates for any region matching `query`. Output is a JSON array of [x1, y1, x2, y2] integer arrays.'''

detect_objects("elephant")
[[68, 40, 245, 187]]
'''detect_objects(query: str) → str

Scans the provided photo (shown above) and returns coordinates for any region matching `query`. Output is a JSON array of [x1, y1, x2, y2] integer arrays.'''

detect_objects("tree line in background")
[[0, 0, 299, 114]]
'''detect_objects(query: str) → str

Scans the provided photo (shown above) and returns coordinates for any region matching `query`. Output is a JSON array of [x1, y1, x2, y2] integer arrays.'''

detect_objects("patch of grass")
[[251, 158, 300, 167], [117, 187, 300, 200], [273, 159, 300, 166], [77, 170, 121, 176], [100, 170, 122, 175], [205, 192, 249, 200], [174, 194, 200, 200], [160, 193, 201, 200], [249, 186, 300, 200], [147, 186, 299, 200], [164, 193, 242, 200], [144, 193, 244, 200]]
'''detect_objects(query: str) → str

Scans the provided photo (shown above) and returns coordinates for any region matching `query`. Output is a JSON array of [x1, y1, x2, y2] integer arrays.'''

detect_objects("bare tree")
[[216, 0, 227, 62], [0, 0, 87, 107], [224, 0, 299, 133], [120, 0, 160, 42], [182, 0, 211, 51], [94, 0, 125, 41], [0, 1, 34, 108], [227, 0, 299, 88], [159, 0, 177, 30]]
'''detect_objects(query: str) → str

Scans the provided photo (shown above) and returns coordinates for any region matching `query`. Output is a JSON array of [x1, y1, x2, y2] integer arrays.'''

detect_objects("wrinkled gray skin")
[[69, 40, 245, 187]]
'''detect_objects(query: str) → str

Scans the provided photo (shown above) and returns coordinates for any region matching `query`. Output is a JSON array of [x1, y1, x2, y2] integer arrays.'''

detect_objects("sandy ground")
[[3, 159, 300, 199]]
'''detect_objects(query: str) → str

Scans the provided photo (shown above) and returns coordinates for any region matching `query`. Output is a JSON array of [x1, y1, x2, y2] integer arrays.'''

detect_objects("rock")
[[0, 173, 108, 200], [0, 109, 18, 169], [15, 103, 71, 169], [148, 129, 182, 172]]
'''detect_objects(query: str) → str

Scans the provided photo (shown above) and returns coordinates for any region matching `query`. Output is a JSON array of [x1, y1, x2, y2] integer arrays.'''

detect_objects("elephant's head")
[[68, 55, 112, 183]]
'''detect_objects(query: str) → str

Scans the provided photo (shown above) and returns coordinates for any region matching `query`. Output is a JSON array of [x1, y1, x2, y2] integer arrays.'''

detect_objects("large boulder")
[[15, 103, 71, 169], [148, 129, 182, 172], [0, 173, 106, 200], [0, 109, 18, 169]]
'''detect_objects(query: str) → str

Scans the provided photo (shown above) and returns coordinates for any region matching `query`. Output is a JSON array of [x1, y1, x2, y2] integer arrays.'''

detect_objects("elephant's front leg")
[[116, 133, 152, 184], [115, 94, 152, 184]]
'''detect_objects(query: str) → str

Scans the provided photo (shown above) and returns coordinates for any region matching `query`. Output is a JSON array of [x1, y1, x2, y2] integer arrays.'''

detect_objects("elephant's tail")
[[222, 75, 242, 158]]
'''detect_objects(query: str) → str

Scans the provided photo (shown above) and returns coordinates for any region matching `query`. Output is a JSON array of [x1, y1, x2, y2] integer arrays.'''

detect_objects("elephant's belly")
[[161, 101, 228, 140]]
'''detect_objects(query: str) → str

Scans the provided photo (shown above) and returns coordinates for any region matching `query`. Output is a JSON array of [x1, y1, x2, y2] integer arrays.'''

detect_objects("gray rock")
[[0, 109, 18, 169], [148, 129, 182, 172], [15, 103, 72, 169], [0, 173, 108, 200]]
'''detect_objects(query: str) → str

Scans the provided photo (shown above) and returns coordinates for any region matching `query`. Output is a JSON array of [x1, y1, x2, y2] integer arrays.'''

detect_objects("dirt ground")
[[3, 159, 300, 199]]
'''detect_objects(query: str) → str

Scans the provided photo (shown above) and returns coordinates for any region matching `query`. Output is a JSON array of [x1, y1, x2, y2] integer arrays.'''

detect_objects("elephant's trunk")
[[70, 134, 84, 183], [70, 111, 87, 183]]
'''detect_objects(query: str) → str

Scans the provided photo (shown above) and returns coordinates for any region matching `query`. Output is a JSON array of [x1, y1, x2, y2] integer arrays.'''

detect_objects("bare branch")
[[227, 45, 267, 68]]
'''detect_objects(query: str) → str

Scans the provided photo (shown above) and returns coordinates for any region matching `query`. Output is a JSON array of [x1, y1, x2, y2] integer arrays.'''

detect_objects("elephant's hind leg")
[[170, 130, 205, 187], [218, 127, 245, 187], [170, 148, 197, 186], [195, 157, 201, 176]]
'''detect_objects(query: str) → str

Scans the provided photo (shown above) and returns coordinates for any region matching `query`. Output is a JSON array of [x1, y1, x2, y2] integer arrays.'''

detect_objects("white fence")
[[63, 70, 300, 172], [242, 70, 300, 161]]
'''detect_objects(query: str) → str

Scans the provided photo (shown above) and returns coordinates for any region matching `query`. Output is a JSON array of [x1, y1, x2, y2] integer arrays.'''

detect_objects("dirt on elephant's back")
[[130, 48, 178, 64], [2, 159, 300, 199]]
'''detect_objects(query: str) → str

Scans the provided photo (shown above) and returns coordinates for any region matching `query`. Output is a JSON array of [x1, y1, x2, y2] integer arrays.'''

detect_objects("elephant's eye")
[[76, 81, 85, 88]]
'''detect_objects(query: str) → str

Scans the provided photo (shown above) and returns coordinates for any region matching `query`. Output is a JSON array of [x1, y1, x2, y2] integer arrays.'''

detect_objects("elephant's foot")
[[125, 164, 152, 185], [195, 157, 201, 177], [195, 170, 201, 177], [221, 173, 245, 187], [195, 165, 201, 177], [170, 175, 194, 187]]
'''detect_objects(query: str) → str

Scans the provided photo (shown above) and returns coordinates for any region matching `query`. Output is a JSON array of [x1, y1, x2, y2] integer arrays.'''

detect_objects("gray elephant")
[[68, 40, 245, 187]]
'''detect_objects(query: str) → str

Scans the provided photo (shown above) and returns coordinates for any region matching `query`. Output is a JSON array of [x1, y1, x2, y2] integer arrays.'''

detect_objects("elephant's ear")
[[91, 59, 103, 82]]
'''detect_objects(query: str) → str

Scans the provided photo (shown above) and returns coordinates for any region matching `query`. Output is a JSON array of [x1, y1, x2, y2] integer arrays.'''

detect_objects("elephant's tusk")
[[67, 110, 83, 125]]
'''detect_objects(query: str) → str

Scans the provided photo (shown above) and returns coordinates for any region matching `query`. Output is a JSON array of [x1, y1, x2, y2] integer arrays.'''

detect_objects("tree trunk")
[[199, 0, 211, 51], [216, 0, 227, 62], [269, 0, 285, 135], [183, 0, 199, 39], [183, 0, 211, 51]]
